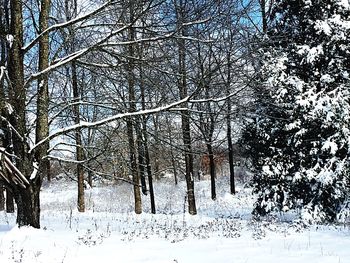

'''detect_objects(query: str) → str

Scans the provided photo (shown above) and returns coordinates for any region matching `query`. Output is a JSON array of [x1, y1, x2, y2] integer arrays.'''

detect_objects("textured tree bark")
[[177, 0, 196, 215], [126, 1, 142, 214], [0, 4, 8, 213], [5, 189, 14, 213], [35, 0, 51, 187], [14, 184, 41, 227], [8, 0, 40, 228], [126, 119, 142, 214]]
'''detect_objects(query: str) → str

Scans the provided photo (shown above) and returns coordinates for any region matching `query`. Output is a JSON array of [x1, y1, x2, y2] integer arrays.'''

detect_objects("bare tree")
[[174, 0, 197, 215]]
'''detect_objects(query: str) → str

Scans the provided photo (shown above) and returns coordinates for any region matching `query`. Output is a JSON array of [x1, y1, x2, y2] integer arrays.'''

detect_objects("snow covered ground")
[[1, 176, 350, 263]]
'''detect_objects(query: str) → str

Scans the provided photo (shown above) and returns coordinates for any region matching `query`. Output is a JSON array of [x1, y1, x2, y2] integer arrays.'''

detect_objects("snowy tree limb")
[[30, 96, 190, 153]]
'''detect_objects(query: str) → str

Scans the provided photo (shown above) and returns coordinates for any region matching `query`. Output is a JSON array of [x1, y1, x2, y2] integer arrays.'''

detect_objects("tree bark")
[[126, 1, 142, 214], [14, 184, 41, 227], [0, 184, 4, 211], [144, 140, 155, 213], [5, 188, 14, 213], [226, 53, 235, 194], [136, 120, 148, 195], [166, 116, 178, 185], [177, 0, 196, 215], [36, 0, 51, 185], [207, 143, 216, 200], [152, 116, 160, 180], [139, 60, 155, 213], [64, 0, 85, 212], [72, 61, 85, 212], [8, 0, 40, 228], [260, 0, 267, 33]]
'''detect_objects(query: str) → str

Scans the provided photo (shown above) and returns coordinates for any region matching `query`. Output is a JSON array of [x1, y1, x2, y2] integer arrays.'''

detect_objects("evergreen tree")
[[244, 0, 350, 222]]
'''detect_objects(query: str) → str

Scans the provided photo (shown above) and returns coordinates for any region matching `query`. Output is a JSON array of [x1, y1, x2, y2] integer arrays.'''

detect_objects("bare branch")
[[22, 0, 116, 53], [30, 96, 190, 153]]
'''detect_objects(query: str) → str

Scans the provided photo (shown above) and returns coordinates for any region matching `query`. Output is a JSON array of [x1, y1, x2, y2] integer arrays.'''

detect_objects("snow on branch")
[[30, 96, 190, 153], [22, 0, 116, 53], [0, 150, 30, 188], [49, 100, 117, 126], [24, 0, 157, 87], [182, 18, 211, 27], [0, 116, 25, 142], [0, 66, 5, 81], [25, 48, 88, 88], [189, 86, 246, 103], [24, 22, 132, 87], [99, 32, 176, 46]]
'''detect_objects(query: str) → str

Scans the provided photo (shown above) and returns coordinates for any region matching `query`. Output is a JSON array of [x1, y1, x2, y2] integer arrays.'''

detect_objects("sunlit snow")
[[1, 177, 350, 263]]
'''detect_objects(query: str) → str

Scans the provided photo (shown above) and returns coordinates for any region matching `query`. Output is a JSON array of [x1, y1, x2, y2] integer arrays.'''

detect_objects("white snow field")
[[1, 176, 350, 263]]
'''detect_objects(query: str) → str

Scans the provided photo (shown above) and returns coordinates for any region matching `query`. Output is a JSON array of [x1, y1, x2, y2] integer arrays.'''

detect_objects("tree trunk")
[[179, 46, 196, 214], [126, 119, 142, 214], [5, 188, 14, 213], [65, 0, 85, 212], [141, 122, 156, 213], [144, 143, 155, 213], [152, 116, 161, 180], [72, 61, 85, 212], [207, 143, 216, 200], [0, 184, 4, 211], [136, 120, 148, 195], [139, 59, 155, 213], [88, 170, 93, 188], [227, 112, 235, 194], [35, 0, 51, 189], [260, 0, 267, 33], [176, 0, 196, 215], [14, 184, 40, 227], [47, 161, 51, 182], [86, 85, 98, 188], [8, 0, 39, 228], [126, 1, 142, 214], [180, 64, 196, 214], [226, 54, 235, 194], [167, 117, 178, 185]]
